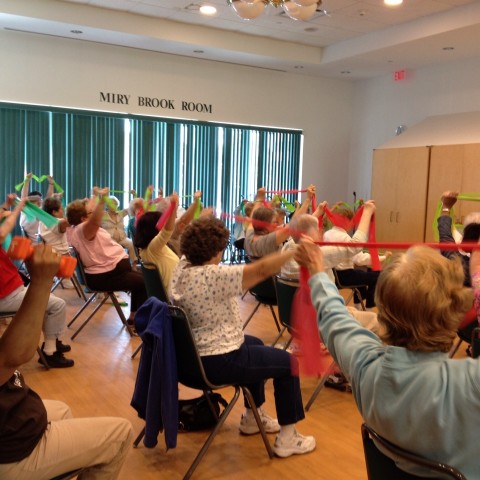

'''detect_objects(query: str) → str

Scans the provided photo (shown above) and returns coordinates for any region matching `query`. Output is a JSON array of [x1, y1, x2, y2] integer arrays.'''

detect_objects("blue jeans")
[[201, 335, 305, 426]]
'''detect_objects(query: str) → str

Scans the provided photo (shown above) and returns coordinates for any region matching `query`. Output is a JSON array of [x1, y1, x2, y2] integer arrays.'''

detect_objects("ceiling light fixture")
[[200, 5, 217, 15], [384, 0, 403, 6], [227, 0, 322, 21]]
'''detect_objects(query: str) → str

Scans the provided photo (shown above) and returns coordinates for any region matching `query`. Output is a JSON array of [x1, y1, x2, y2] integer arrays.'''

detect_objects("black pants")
[[85, 258, 147, 313], [336, 268, 380, 308]]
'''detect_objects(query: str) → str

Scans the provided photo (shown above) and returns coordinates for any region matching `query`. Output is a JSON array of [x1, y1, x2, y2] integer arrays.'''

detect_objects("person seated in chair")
[[438, 191, 480, 353], [0, 195, 73, 368], [19, 172, 55, 243], [295, 231, 479, 478], [0, 242, 133, 479], [323, 201, 390, 310], [101, 194, 138, 270], [244, 186, 315, 260], [134, 192, 180, 292], [66, 187, 147, 330], [171, 216, 316, 458]]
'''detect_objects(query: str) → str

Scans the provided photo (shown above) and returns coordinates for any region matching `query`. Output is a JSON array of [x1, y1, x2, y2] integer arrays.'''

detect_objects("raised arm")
[[242, 248, 295, 291], [20, 172, 33, 198], [82, 187, 109, 241], [175, 191, 202, 233], [46, 175, 55, 199], [0, 196, 25, 246], [292, 184, 316, 218], [0, 244, 60, 385]]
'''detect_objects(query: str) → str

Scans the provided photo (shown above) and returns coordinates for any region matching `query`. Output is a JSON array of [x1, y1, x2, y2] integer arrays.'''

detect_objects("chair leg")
[[37, 346, 50, 370], [109, 293, 134, 336], [353, 288, 366, 311], [270, 326, 287, 347], [131, 342, 143, 359], [133, 426, 146, 447], [242, 386, 274, 459], [305, 360, 337, 412], [71, 273, 87, 301], [70, 295, 109, 340], [268, 305, 281, 332], [183, 387, 241, 480], [242, 302, 261, 330], [68, 292, 98, 328]]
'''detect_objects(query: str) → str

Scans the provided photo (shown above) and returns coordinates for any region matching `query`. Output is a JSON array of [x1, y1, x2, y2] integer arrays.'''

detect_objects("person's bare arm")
[[242, 248, 295, 291], [356, 200, 376, 234], [83, 187, 108, 241], [441, 191, 458, 216], [0, 244, 60, 385], [165, 192, 179, 231], [0, 197, 25, 246], [175, 191, 202, 232], [45, 175, 55, 199], [57, 218, 69, 234], [20, 172, 33, 199], [292, 184, 316, 218]]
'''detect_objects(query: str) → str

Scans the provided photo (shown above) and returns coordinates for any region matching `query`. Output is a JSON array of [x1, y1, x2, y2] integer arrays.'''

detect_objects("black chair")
[[67, 248, 134, 340], [133, 302, 273, 479], [242, 257, 281, 332], [361, 423, 467, 480], [273, 275, 299, 349], [130, 262, 170, 359], [0, 311, 50, 369], [332, 268, 366, 311]]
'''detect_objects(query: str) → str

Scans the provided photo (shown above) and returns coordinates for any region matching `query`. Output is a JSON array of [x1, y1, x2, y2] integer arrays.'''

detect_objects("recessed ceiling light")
[[200, 5, 217, 15], [443, 46, 455, 51], [384, 0, 403, 6]]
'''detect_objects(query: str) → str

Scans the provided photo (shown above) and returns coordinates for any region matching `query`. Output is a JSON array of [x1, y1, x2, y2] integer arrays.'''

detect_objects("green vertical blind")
[[0, 103, 302, 233]]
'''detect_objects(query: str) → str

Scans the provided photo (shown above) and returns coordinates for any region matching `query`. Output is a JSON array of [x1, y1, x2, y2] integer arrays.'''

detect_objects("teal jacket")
[[309, 272, 480, 479]]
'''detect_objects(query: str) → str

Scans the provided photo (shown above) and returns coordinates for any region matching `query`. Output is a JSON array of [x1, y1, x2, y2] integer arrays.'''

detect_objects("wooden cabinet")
[[371, 147, 430, 243], [424, 144, 480, 242]]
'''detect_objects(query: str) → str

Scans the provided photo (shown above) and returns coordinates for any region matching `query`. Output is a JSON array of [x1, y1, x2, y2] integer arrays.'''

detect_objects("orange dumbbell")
[[7, 236, 77, 278]]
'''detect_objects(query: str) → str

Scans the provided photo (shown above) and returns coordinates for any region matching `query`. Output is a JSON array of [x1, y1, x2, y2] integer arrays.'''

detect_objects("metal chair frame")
[[133, 303, 273, 479], [332, 268, 366, 311], [361, 423, 467, 479], [67, 249, 133, 340]]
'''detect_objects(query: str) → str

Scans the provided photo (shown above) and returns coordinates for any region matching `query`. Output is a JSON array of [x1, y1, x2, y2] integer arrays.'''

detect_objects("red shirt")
[[0, 248, 24, 299]]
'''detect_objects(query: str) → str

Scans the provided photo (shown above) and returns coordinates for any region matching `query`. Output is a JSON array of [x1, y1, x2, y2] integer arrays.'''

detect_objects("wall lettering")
[[99, 92, 213, 115]]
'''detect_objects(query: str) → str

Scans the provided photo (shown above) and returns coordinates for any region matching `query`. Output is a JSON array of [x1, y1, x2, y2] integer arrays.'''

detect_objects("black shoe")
[[39, 351, 74, 368], [41, 341, 72, 353], [56, 339, 71, 353]]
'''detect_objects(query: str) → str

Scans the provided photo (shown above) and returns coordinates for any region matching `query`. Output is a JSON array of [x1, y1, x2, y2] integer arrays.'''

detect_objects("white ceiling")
[[1, 0, 480, 79]]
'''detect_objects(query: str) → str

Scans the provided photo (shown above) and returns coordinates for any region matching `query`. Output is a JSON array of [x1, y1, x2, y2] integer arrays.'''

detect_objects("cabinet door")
[[426, 144, 480, 241], [372, 147, 429, 243]]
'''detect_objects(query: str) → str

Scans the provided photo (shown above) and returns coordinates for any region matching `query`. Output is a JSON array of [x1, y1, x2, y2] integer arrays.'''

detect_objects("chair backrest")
[[250, 276, 277, 303], [274, 275, 299, 331], [70, 247, 90, 288], [361, 423, 467, 480], [140, 261, 169, 303], [168, 304, 217, 391]]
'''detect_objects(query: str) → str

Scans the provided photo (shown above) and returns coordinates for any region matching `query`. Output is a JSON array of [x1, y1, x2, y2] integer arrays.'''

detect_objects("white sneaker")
[[273, 430, 316, 458], [239, 409, 280, 435]]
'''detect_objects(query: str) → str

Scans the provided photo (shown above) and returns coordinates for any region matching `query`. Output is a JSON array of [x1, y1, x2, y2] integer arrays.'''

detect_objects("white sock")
[[278, 424, 295, 440], [44, 338, 57, 355]]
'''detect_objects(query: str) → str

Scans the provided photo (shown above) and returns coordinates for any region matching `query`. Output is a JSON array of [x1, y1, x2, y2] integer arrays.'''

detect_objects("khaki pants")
[[0, 400, 133, 480]]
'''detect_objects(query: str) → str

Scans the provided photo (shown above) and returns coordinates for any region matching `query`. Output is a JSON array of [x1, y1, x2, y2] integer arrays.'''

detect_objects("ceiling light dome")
[[291, 0, 318, 6], [229, 0, 265, 19], [283, 0, 317, 20]]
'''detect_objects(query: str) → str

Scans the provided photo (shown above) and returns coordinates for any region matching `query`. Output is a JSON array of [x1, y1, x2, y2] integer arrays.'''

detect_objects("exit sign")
[[394, 69, 407, 81]]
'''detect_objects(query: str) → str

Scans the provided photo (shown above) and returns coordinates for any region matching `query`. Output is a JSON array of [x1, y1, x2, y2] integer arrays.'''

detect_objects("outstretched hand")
[[295, 237, 324, 276]]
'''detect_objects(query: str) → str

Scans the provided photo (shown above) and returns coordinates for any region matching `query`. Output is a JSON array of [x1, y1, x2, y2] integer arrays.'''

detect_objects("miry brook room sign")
[[99, 92, 213, 114]]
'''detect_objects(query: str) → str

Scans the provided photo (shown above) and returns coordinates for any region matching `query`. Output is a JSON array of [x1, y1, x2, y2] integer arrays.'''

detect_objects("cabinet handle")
[[390, 211, 394, 222], [396, 212, 399, 223]]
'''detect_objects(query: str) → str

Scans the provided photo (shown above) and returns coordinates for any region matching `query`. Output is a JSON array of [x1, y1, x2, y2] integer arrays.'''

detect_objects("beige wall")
[[0, 29, 354, 204]]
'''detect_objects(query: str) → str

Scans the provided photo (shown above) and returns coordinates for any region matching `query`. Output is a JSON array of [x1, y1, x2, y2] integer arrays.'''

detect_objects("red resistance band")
[[155, 201, 176, 231], [290, 266, 335, 377]]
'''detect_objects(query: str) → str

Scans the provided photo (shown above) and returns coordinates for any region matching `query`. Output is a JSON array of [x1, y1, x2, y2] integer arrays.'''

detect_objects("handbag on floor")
[[178, 392, 227, 432]]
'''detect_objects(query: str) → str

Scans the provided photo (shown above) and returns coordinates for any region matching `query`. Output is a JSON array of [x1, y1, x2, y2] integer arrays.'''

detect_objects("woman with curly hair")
[[295, 233, 476, 478], [170, 216, 316, 458]]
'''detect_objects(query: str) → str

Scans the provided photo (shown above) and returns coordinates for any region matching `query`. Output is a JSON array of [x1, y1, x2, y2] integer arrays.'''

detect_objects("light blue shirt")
[[309, 271, 480, 479]]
